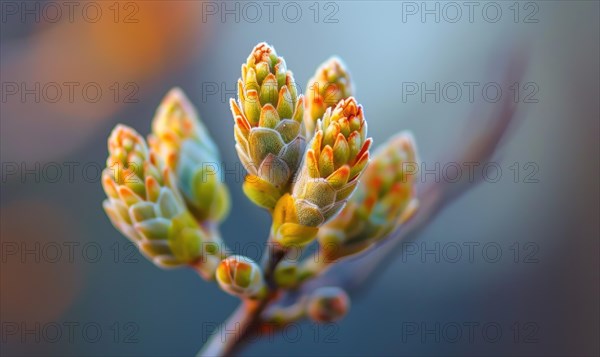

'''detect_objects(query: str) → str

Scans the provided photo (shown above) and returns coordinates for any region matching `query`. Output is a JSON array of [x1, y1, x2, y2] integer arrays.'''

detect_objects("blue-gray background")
[[1, 1, 598, 356]]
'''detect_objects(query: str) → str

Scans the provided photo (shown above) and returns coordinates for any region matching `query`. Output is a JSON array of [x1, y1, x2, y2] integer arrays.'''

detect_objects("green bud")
[[216, 255, 266, 299], [306, 287, 350, 323], [102, 125, 222, 278], [291, 97, 372, 229], [149, 88, 230, 223], [232, 43, 306, 210]]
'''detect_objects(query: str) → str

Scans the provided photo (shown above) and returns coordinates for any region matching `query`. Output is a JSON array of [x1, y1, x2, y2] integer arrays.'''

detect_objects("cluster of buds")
[[231, 43, 306, 210], [102, 126, 224, 278], [102, 42, 420, 330], [318, 132, 419, 261], [230, 44, 371, 251]]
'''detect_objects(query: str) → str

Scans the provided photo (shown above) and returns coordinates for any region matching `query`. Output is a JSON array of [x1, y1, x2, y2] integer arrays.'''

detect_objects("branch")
[[197, 301, 260, 357], [199, 48, 528, 356], [198, 240, 287, 356]]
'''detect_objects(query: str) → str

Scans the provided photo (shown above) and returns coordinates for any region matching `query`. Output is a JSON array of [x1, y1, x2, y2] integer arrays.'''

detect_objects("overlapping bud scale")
[[270, 98, 371, 248], [319, 132, 419, 260], [304, 57, 353, 139], [102, 125, 222, 278], [216, 255, 266, 299], [231, 43, 306, 210], [149, 88, 230, 223]]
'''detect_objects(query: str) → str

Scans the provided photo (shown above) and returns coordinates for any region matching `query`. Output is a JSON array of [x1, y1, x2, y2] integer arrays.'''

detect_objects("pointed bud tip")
[[160, 87, 189, 108], [250, 42, 277, 63], [109, 124, 144, 146]]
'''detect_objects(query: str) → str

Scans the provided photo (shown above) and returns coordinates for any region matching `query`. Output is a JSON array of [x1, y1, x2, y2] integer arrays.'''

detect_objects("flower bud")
[[216, 255, 266, 299], [285, 98, 371, 241], [149, 88, 230, 223], [319, 132, 419, 260], [305, 57, 353, 139], [231, 43, 306, 210], [102, 125, 222, 278], [306, 287, 350, 323]]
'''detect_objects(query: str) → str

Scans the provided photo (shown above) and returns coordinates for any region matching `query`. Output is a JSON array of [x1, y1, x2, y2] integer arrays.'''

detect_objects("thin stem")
[[198, 238, 287, 357], [197, 300, 264, 357], [261, 242, 286, 286]]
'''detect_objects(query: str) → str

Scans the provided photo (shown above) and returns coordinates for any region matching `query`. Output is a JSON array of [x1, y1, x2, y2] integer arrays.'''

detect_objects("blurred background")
[[1, 1, 598, 356]]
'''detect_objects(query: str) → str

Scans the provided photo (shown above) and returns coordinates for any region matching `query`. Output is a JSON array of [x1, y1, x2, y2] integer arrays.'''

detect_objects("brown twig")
[[197, 300, 261, 357]]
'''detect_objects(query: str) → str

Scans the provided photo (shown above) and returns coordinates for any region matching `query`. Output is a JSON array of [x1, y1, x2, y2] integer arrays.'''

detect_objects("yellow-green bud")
[[306, 287, 350, 323], [216, 255, 266, 299], [305, 57, 353, 139], [270, 98, 371, 248], [102, 125, 222, 278], [291, 97, 372, 228], [232, 43, 306, 210], [149, 88, 230, 223]]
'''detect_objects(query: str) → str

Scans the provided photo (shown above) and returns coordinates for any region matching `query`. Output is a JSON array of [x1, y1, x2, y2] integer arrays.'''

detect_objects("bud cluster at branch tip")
[[101, 42, 422, 322], [102, 125, 223, 279], [231, 42, 306, 210]]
